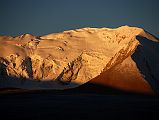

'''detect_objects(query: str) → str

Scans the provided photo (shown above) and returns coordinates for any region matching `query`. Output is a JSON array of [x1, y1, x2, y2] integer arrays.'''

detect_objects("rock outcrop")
[[0, 26, 159, 94]]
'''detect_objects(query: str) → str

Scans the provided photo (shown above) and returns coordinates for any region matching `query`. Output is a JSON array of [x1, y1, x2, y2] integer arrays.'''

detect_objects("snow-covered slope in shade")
[[0, 26, 159, 94]]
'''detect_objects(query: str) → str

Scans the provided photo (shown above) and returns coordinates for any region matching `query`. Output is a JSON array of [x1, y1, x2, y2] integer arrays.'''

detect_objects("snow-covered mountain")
[[0, 26, 159, 94]]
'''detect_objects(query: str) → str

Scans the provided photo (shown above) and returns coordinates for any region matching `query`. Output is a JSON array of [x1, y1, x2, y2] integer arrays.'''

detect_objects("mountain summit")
[[0, 26, 159, 94]]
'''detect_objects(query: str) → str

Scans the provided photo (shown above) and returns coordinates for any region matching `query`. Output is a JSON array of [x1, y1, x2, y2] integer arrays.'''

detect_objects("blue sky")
[[0, 0, 158, 37]]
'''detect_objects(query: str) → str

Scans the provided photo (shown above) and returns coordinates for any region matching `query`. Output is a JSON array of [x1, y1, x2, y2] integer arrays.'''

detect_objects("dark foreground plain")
[[0, 88, 159, 120]]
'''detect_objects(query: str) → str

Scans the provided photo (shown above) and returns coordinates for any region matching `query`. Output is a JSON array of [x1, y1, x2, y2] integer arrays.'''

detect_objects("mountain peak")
[[0, 26, 159, 94]]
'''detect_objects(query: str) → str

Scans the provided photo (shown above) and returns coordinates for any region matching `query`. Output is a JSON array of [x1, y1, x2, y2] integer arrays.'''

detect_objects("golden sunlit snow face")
[[0, 26, 158, 94]]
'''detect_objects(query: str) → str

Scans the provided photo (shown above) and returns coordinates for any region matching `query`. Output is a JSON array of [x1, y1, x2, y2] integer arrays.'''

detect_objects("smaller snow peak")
[[20, 34, 34, 39], [23, 33, 33, 36], [117, 25, 141, 31], [118, 25, 130, 28], [12, 33, 37, 41]]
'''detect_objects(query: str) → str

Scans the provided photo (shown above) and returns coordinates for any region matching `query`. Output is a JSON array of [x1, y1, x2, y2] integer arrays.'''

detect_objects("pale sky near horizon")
[[0, 0, 159, 37]]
